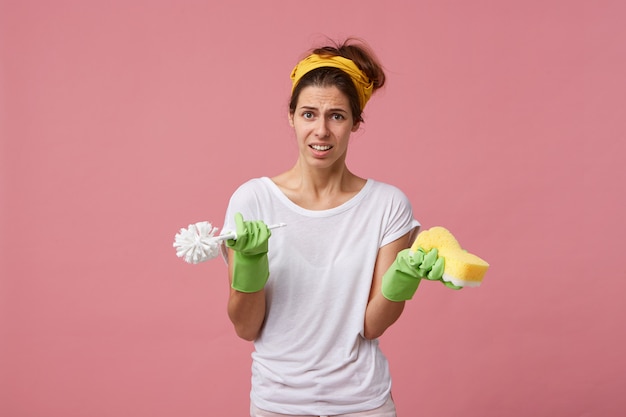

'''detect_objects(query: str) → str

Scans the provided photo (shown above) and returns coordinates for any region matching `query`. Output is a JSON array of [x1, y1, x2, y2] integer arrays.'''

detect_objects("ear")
[[351, 121, 360, 132], [288, 112, 295, 127]]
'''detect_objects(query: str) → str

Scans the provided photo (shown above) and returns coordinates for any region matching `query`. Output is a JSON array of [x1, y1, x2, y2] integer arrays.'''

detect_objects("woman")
[[222, 38, 446, 417]]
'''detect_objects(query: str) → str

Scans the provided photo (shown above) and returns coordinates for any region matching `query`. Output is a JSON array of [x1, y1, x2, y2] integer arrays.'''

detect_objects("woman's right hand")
[[225, 213, 271, 293], [225, 212, 271, 256]]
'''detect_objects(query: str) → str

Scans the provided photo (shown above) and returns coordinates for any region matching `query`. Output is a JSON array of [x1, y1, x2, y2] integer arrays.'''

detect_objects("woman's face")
[[289, 85, 360, 170]]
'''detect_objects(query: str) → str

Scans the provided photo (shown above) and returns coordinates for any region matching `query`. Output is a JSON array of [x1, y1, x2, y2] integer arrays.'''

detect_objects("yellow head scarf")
[[290, 53, 373, 110]]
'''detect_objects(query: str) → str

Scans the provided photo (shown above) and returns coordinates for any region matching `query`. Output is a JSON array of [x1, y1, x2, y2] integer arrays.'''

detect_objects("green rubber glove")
[[225, 212, 271, 293], [381, 247, 447, 301], [418, 247, 463, 290]]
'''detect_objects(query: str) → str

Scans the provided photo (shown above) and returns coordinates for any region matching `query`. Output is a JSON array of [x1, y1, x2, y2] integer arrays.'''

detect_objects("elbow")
[[363, 299, 405, 340], [229, 312, 263, 341], [228, 309, 261, 341], [233, 324, 259, 342], [363, 326, 385, 341]]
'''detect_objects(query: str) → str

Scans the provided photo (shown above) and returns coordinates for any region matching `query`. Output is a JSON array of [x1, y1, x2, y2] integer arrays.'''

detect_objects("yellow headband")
[[290, 53, 373, 110]]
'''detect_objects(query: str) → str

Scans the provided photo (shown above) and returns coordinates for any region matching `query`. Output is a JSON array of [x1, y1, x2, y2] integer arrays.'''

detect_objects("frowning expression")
[[289, 85, 360, 169]]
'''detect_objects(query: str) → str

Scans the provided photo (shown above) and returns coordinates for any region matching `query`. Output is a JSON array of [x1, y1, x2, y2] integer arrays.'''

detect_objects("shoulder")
[[226, 177, 273, 206], [224, 178, 277, 227], [229, 177, 274, 197], [366, 180, 419, 246], [367, 180, 412, 204], [231, 177, 268, 192]]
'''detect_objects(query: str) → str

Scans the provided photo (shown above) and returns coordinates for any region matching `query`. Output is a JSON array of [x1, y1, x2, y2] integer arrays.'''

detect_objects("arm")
[[226, 248, 266, 341], [363, 232, 411, 340], [224, 213, 271, 341]]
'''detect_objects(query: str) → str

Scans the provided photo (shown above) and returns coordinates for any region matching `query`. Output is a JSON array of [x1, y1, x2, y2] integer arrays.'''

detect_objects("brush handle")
[[216, 223, 287, 242]]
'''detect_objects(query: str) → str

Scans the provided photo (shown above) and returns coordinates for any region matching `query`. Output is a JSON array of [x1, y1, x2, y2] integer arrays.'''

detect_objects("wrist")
[[381, 250, 422, 302], [381, 268, 422, 302], [231, 251, 269, 293]]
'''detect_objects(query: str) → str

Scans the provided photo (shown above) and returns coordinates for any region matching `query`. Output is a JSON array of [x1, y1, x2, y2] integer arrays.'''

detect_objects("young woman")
[[221, 38, 446, 417]]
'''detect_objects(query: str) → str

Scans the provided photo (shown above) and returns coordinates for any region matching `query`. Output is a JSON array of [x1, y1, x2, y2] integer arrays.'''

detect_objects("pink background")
[[1, 1, 625, 416]]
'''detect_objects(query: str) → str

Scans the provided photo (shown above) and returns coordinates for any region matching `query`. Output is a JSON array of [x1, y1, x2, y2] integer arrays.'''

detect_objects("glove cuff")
[[381, 253, 422, 302], [231, 252, 269, 293]]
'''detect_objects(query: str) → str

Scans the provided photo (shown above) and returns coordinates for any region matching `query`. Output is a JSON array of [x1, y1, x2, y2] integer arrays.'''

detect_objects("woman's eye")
[[331, 113, 345, 121], [302, 112, 314, 119]]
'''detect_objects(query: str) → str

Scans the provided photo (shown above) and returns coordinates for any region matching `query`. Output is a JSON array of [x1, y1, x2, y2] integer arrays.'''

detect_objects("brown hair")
[[289, 38, 386, 123]]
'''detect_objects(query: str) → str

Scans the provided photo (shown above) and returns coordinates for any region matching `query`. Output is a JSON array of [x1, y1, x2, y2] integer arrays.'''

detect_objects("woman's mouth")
[[310, 144, 333, 151]]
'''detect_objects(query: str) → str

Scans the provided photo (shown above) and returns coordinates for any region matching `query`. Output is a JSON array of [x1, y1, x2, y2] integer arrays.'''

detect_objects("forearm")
[[227, 288, 266, 341], [364, 233, 412, 340], [226, 247, 267, 340], [363, 292, 405, 340]]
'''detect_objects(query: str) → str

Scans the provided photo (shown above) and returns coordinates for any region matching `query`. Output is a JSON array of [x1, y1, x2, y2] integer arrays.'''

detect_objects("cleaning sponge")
[[412, 227, 489, 287]]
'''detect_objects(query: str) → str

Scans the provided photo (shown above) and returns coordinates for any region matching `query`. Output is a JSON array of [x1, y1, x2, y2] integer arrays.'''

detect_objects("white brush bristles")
[[173, 221, 222, 264]]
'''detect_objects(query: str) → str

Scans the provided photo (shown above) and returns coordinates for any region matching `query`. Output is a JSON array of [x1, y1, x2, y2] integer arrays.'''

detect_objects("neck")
[[271, 161, 366, 210], [294, 159, 355, 191]]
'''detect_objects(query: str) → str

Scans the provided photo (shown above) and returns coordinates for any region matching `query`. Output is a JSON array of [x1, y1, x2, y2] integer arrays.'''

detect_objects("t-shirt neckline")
[[260, 177, 374, 217]]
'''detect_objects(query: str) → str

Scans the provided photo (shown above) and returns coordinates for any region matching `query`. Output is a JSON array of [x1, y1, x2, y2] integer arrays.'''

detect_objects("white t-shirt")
[[222, 177, 419, 415]]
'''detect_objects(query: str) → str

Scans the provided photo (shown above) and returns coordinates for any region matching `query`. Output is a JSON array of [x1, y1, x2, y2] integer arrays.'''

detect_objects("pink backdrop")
[[2, 1, 625, 416]]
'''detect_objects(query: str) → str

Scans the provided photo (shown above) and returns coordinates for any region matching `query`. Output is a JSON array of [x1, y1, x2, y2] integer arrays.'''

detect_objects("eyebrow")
[[299, 105, 349, 113]]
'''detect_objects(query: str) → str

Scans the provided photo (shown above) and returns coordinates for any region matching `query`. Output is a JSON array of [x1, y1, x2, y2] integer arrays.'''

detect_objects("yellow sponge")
[[412, 226, 489, 287]]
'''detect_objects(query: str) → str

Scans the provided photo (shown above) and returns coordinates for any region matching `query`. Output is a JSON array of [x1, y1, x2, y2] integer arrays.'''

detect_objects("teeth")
[[311, 145, 332, 151]]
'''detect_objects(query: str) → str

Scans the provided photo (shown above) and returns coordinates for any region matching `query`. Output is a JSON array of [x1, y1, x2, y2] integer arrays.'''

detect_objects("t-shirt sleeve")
[[220, 179, 266, 263], [221, 179, 263, 236], [380, 185, 420, 247]]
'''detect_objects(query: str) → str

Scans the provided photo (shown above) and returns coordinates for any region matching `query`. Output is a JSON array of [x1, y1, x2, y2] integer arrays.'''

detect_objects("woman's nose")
[[315, 119, 330, 138]]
